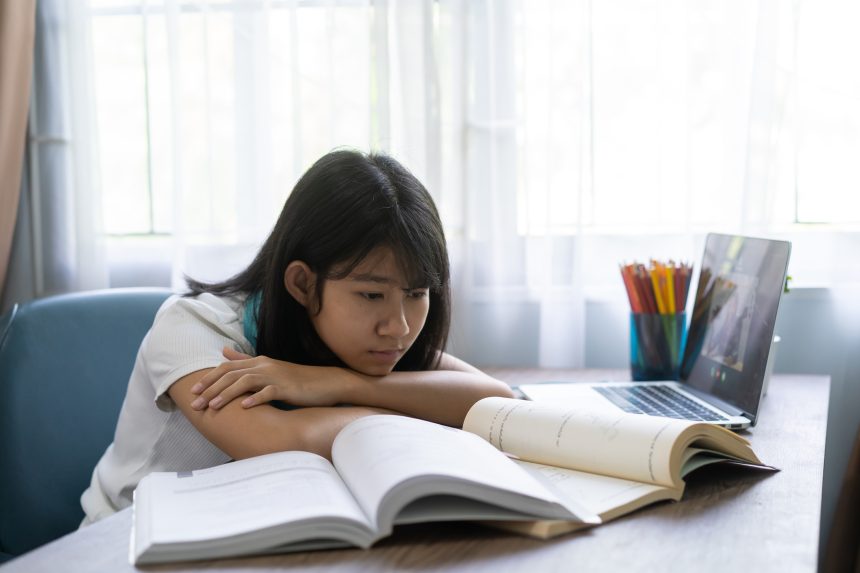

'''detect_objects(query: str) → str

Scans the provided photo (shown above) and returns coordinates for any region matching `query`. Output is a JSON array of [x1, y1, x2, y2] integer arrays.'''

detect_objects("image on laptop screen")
[[680, 234, 791, 420]]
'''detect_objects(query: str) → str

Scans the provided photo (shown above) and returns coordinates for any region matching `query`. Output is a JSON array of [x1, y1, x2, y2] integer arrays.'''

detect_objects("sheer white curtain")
[[43, 0, 856, 366], [81, 0, 450, 286], [451, 0, 796, 366]]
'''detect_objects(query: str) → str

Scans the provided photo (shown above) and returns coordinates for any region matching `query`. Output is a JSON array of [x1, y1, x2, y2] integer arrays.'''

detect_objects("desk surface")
[[2, 371, 828, 573]]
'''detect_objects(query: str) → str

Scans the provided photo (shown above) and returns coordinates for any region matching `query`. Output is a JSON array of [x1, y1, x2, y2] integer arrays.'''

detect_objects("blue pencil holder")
[[630, 312, 687, 381]]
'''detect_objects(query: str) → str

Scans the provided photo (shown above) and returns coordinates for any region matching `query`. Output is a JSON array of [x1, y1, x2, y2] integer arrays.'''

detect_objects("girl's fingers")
[[208, 374, 263, 410], [192, 352, 255, 394], [242, 385, 278, 409], [193, 364, 234, 394], [190, 355, 281, 410], [191, 370, 248, 409]]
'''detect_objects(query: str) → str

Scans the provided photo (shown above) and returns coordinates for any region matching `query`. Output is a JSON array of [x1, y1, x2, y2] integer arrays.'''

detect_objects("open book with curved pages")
[[130, 397, 772, 564], [462, 396, 776, 538]]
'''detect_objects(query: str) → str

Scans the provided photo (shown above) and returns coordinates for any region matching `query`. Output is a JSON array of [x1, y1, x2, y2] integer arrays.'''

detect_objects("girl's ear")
[[284, 261, 317, 308]]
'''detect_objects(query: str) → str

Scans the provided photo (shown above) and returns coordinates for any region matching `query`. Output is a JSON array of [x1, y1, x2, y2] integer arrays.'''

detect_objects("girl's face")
[[310, 246, 430, 376]]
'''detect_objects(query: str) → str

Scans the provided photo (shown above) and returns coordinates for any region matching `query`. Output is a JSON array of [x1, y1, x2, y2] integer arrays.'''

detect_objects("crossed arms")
[[168, 351, 514, 461]]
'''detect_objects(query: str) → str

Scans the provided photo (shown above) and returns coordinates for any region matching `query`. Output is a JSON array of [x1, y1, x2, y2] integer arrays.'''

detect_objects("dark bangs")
[[325, 204, 446, 292]]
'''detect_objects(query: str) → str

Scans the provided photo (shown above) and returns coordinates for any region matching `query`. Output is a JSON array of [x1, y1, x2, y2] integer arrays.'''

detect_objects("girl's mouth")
[[368, 349, 403, 362]]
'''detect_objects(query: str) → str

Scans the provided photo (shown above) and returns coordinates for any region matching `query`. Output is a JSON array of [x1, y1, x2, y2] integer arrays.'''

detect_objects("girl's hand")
[[189, 347, 352, 410]]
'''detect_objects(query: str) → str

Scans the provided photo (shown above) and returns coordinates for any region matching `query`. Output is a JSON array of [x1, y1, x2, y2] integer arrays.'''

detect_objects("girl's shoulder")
[[141, 292, 255, 381], [153, 292, 247, 330]]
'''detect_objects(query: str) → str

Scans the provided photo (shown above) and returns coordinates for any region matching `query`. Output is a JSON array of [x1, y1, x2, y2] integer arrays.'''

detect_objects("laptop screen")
[[680, 234, 791, 420]]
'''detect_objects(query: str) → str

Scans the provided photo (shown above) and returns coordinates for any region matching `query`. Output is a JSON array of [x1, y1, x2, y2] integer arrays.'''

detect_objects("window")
[[83, 0, 859, 295], [90, 0, 378, 242]]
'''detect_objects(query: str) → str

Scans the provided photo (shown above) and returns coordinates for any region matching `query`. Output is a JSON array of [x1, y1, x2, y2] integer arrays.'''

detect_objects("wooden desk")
[[1, 371, 828, 573]]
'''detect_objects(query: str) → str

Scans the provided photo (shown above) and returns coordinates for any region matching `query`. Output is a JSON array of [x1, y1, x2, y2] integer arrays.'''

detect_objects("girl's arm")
[[340, 352, 515, 426], [190, 349, 514, 428], [168, 368, 394, 461]]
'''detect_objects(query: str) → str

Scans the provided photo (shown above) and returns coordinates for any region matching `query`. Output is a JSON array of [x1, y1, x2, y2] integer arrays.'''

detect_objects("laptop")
[[519, 233, 791, 430]]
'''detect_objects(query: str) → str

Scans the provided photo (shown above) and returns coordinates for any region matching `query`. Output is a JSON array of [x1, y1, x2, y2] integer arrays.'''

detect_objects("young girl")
[[80, 149, 514, 524]]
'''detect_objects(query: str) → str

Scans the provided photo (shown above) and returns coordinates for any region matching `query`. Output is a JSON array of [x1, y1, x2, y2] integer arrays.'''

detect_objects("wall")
[[818, 288, 860, 569]]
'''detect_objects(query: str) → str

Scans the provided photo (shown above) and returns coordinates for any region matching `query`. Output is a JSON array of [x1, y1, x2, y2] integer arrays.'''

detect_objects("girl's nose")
[[378, 303, 410, 338]]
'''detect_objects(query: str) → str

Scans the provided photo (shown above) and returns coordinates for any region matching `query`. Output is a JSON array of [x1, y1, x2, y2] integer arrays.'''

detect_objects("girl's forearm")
[[189, 351, 514, 426], [340, 369, 514, 427], [172, 368, 395, 461], [285, 405, 398, 460]]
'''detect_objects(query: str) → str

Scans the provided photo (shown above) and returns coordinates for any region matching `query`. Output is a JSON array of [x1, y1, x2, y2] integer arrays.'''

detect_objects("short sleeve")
[[142, 294, 254, 412]]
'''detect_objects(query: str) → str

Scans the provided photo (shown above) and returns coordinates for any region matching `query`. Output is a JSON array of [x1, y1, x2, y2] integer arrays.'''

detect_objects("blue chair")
[[0, 288, 172, 562]]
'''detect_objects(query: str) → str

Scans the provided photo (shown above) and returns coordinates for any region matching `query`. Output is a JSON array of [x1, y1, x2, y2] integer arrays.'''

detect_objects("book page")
[[514, 460, 678, 521], [139, 451, 372, 544], [331, 415, 589, 529], [463, 397, 694, 487]]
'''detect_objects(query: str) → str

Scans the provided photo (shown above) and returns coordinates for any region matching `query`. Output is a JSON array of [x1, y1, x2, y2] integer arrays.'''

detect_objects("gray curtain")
[[1, 0, 87, 313]]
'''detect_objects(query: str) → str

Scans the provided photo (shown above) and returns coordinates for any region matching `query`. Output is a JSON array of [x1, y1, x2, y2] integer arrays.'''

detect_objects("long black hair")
[[185, 149, 450, 371]]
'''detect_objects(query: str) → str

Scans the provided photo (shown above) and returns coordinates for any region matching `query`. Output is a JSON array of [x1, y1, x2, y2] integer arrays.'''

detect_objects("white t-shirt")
[[79, 293, 256, 525]]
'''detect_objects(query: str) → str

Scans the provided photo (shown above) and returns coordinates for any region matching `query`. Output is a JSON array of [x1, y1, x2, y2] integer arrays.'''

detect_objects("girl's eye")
[[361, 292, 384, 301], [408, 290, 429, 299]]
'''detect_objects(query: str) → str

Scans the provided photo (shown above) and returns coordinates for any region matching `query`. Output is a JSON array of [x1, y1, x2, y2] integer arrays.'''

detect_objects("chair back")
[[0, 288, 172, 558]]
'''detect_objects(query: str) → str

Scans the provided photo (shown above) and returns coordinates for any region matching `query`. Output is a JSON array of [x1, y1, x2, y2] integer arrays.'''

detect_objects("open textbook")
[[131, 397, 772, 564], [462, 397, 775, 538], [131, 413, 599, 565]]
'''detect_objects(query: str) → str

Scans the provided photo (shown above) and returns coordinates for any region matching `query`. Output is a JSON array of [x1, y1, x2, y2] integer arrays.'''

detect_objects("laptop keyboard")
[[594, 385, 730, 422]]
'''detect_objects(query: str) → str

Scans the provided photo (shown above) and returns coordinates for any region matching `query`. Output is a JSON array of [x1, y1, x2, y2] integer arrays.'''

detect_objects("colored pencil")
[[619, 260, 693, 316]]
